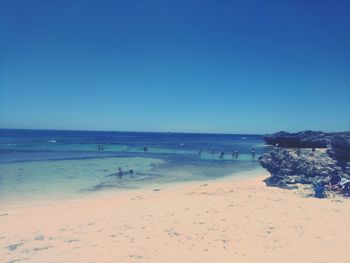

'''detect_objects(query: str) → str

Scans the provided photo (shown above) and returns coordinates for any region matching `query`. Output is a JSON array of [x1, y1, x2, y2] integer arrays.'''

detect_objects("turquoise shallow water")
[[0, 129, 269, 202], [0, 157, 165, 202]]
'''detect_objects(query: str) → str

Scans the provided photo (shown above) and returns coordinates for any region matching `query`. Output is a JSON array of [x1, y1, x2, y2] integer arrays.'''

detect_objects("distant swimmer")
[[144, 146, 148, 152], [129, 168, 134, 175], [251, 148, 256, 157], [198, 149, 202, 156], [219, 151, 224, 158], [117, 167, 123, 177]]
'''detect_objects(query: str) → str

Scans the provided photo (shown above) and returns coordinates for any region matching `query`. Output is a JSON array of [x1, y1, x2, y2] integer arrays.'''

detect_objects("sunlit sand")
[[1, 170, 349, 263]]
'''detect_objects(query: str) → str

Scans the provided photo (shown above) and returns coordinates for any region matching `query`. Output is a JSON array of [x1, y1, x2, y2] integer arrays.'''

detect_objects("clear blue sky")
[[0, 0, 349, 134]]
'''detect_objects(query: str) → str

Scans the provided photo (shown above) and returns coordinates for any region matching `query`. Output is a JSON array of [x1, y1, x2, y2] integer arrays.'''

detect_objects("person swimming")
[[144, 146, 148, 152], [129, 168, 134, 175], [219, 151, 224, 158]]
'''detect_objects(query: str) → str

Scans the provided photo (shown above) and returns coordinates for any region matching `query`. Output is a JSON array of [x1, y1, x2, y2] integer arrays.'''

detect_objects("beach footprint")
[[128, 254, 143, 259]]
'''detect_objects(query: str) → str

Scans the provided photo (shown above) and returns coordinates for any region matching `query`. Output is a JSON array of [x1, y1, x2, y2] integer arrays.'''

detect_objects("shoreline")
[[0, 167, 266, 209], [1, 170, 350, 262]]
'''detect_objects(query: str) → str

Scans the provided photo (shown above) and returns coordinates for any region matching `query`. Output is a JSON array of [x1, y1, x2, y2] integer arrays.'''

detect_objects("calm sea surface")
[[0, 129, 269, 202]]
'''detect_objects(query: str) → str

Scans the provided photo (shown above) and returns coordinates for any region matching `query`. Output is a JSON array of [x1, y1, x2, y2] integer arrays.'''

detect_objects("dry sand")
[[1, 170, 350, 263]]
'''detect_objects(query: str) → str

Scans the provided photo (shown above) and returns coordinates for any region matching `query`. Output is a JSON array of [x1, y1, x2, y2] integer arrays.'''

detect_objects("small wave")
[[49, 140, 57, 143], [241, 137, 247, 140]]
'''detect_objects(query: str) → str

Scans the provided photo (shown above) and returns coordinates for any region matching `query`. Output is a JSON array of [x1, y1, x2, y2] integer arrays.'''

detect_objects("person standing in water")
[[219, 151, 224, 158], [251, 148, 256, 157], [235, 150, 239, 158], [117, 167, 123, 178]]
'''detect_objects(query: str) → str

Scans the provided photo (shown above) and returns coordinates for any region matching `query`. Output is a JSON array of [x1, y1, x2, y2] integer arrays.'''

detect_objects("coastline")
[[1, 170, 350, 263], [0, 166, 266, 208]]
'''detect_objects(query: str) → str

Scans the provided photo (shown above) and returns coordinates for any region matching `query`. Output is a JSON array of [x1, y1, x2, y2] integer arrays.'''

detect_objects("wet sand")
[[1, 171, 350, 263]]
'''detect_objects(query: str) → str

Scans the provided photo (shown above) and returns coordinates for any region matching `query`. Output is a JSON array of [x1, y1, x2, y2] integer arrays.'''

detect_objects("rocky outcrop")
[[263, 131, 350, 148], [328, 135, 350, 161], [259, 148, 350, 189], [259, 130, 350, 192]]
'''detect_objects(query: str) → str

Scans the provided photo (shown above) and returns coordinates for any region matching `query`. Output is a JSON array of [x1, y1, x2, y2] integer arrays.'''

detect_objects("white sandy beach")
[[1, 170, 350, 263]]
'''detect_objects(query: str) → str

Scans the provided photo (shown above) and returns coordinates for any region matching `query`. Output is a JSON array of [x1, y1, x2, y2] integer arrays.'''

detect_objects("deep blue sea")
[[0, 129, 270, 202]]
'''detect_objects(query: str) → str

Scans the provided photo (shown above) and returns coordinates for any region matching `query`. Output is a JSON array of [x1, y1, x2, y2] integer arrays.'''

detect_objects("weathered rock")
[[328, 135, 350, 161], [260, 130, 350, 195], [263, 131, 350, 148], [259, 147, 349, 189]]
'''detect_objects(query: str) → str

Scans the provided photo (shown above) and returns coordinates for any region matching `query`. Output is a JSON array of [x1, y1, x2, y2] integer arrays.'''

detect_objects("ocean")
[[0, 129, 269, 202]]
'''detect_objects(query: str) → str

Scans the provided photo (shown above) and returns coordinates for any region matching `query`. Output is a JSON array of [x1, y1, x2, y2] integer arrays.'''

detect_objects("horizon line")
[[0, 127, 266, 136]]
